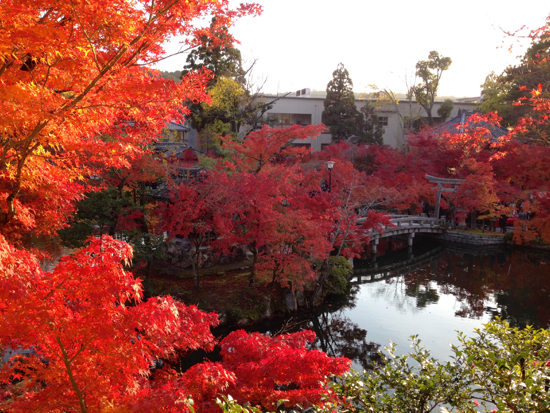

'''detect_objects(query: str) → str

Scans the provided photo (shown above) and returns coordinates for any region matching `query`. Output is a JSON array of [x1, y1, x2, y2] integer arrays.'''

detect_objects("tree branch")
[[56, 337, 89, 413]]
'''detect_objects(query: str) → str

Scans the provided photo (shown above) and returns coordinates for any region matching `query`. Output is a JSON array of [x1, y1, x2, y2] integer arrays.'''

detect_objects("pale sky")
[[156, 0, 550, 98]]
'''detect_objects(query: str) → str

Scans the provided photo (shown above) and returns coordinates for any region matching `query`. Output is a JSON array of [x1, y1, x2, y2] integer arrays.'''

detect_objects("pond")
[[238, 236, 550, 371], [28, 233, 550, 372]]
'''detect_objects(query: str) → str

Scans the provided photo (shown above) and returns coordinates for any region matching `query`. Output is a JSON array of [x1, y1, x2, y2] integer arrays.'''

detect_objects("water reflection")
[[353, 238, 550, 328], [306, 301, 383, 371], [233, 289, 383, 371], [245, 237, 550, 367], [343, 237, 550, 362], [434, 246, 549, 328], [32, 232, 549, 369], [371, 274, 440, 314]]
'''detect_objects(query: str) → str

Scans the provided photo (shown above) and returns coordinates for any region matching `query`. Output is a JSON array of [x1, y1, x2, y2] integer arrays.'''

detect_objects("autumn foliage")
[[159, 125, 393, 295], [0, 236, 217, 412], [365, 106, 550, 242], [3, 1, 550, 411], [0, 235, 349, 412], [0, 1, 351, 412], [0, 0, 260, 241]]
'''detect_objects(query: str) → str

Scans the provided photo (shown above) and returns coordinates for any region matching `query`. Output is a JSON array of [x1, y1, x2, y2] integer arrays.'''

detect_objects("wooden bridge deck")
[[358, 215, 447, 239], [357, 214, 447, 253]]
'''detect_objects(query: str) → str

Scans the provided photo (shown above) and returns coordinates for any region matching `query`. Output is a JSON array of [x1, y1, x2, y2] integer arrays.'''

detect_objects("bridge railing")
[[388, 216, 446, 228], [357, 214, 446, 234]]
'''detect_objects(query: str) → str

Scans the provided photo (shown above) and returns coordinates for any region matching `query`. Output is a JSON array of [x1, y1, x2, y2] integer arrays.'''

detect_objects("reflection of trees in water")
[[404, 269, 439, 308], [493, 292, 543, 329], [297, 288, 382, 370], [241, 288, 382, 370], [489, 251, 550, 329], [372, 277, 413, 313], [433, 249, 550, 328], [307, 308, 382, 371], [368, 246, 550, 328], [371, 268, 439, 313], [434, 251, 498, 319]]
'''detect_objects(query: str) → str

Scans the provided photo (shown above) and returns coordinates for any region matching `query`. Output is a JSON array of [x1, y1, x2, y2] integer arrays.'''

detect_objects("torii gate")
[[425, 174, 464, 219]]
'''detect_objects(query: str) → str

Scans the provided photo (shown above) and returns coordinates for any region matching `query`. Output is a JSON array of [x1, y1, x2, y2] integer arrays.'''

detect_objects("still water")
[[29, 234, 550, 371], [246, 236, 550, 370]]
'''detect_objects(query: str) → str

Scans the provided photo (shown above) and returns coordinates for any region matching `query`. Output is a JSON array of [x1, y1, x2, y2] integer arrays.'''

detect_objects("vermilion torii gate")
[[425, 174, 464, 219]]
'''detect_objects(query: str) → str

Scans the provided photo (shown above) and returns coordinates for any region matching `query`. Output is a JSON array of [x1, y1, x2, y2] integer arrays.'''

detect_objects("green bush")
[[323, 337, 477, 413], [320, 319, 550, 413], [323, 256, 353, 297], [530, 237, 549, 246], [454, 320, 550, 412]]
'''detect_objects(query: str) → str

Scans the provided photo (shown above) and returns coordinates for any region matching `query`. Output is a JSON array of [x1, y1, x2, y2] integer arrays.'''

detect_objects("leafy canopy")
[[413, 51, 452, 126], [321, 319, 550, 413]]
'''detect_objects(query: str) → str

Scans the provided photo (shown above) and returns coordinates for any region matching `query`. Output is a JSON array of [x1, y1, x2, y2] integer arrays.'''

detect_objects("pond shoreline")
[[436, 230, 507, 246], [146, 229, 550, 329], [434, 229, 550, 251]]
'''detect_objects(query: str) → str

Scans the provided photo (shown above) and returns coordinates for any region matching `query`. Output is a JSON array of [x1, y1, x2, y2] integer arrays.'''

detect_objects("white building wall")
[[263, 95, 479, 150]]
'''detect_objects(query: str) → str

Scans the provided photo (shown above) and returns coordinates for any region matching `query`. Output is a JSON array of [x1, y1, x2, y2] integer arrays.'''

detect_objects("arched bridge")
[[357, 215, 447, 254]]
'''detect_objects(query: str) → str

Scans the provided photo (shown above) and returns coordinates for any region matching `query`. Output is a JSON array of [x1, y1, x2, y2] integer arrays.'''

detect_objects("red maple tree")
[[0, 1, 351, 411]]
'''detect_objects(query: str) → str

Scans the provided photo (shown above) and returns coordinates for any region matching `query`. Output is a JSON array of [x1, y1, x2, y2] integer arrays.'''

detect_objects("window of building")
[[292, 143, 311, 149], [378, 116, 389, 127], [321, 143, 331, 151], [269, 113, 312, 126], [179, 130, 188, 143], [161, 128, 188, 143]]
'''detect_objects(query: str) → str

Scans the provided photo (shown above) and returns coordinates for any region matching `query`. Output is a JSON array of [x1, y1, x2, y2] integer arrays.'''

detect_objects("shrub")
[[323, 256, 353, 297], [321, 319, 550, 413]]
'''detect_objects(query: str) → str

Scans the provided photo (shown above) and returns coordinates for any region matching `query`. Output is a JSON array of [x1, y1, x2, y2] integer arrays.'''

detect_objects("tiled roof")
[[165, 121, 190, 131], [153, 142, 189, 157], [431, 110, 509, 141]]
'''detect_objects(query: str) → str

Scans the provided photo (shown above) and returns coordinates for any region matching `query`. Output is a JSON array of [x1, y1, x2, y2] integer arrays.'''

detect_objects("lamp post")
[[326, 161, 335, 192]]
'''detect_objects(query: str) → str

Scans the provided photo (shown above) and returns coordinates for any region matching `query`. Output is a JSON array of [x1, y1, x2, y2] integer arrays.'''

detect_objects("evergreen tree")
[[354, 103, 384, 145], [182, 18, 246, 89], [479, 71, 513, 125], [182, 19, 246, 134], [437, 99, 454, 122], [322, 63, 360, 143], [181, 18, 282, 144]]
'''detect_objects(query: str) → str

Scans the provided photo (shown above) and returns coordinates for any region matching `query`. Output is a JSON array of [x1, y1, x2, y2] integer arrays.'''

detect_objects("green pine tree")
[[182, 18, 246, 89], [354, 103, 384, 145], [180, 18, 281, 143], [322, 63, 359, 143], [437, 99, 454, 122], [181, 19, 246, 134]]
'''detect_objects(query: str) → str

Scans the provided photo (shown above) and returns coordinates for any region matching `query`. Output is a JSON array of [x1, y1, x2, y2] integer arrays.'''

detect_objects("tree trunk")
[[143, 261, 153, 297], [191, 250, 200, 288], [427, 109, 434, 126], [311, 259, 330, 306], [249, 241, 257, 285]]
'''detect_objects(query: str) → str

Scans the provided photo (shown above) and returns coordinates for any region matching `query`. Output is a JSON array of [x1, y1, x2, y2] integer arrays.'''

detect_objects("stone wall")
[[436, 231, 506, 246]]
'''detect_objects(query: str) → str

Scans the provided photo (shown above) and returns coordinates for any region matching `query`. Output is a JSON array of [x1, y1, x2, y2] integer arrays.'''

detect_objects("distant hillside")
[[178, 80, 473, 102], [159, 70, 182, 82], [310, 89, 327, 98]]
